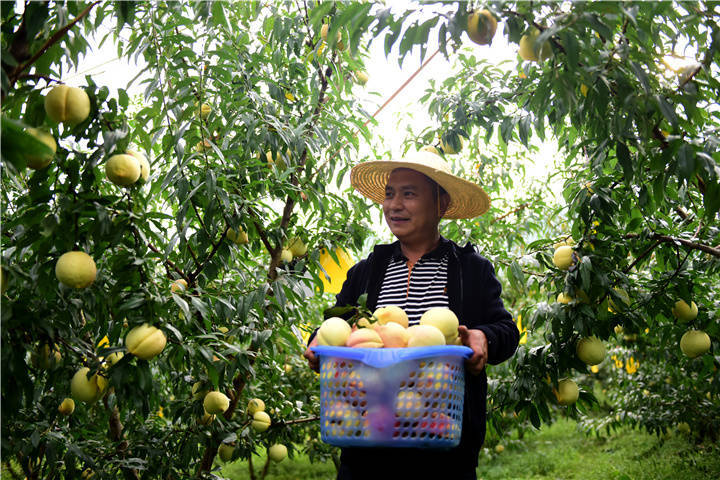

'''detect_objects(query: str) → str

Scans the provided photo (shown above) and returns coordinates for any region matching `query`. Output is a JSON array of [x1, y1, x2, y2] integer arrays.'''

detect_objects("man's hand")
[[458, 325, 488, 375], [303, 336, 320, 372]]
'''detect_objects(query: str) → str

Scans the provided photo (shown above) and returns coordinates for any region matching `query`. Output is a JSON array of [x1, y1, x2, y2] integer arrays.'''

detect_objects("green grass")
[[479, 419, 719, 480], [220, 453, 337, 480], [219, 419, 720, 480]]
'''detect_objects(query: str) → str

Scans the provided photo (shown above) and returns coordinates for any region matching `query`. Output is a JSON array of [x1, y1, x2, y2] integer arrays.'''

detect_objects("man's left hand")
[[458, 325, 488, 375]]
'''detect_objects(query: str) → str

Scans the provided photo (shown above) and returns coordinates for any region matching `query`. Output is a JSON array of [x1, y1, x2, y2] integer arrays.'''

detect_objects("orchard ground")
[[219, 419, 720, 480]]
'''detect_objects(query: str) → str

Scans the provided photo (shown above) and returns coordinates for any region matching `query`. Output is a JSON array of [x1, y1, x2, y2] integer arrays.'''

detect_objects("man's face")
[[383, 169, 444, 244]]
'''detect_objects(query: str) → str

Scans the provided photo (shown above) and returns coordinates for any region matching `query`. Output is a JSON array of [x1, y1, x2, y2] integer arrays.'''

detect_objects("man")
[[304, 150, 519, 479]]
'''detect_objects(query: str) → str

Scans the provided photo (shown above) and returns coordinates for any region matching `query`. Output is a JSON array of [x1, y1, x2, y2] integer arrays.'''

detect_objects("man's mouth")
[[390, 216, 409, 222]]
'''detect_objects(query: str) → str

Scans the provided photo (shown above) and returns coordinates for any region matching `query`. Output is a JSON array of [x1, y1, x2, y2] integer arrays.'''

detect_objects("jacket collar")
[[386, 236, 453, 262]]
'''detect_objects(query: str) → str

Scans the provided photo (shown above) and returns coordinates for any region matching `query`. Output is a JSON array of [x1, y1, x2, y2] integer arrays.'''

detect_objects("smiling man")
[[304, 149, 519, 479]]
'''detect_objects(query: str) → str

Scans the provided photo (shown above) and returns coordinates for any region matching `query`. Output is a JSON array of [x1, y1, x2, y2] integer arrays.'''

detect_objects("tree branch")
[[624, 233, 720, 258], [281, 415, 320, 426], [8, 1, 102, 88], [623, 239, 662, 274], [260, 453, 272, 479], [248, 454, 257, 480], [491, 203, 529, 224]]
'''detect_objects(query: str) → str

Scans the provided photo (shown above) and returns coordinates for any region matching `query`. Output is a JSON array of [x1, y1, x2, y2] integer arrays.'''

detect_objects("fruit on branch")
[[104, 351, 124, 367], [354, 71, 369, 85], [268, 444, 288, 462], [467, 9, 498, 46], [44, 85, 90, 124], [287, 237, 308, 258], [247, 398, 266, 416], [608, 287, 631, 313], [192, 381, 208, 400], [58, 397, 75, 416], [71, 367, 107, 403], [125, 323, 167, 360], [105, 154, 141, 186], [55, 251, 97, 288], [171, 279, 188, 293], [218, 443, 234, 462], [33, 343, 62, 369], [680, 330, 710, 358], [407, 324, 446, 347], [266, 149, 290, 170], [316, 317, 352, 346], [227, 227, 249, 245], [195, 139, 212, 153], [554, 378, 579, 405], [197, 103, 211, 119], [420, 145, 439, 154], [672, 299, 698, 323], [126, 150, 150, 183], [346, 328, 384, 348], [203, 391, 230, 414], [200, 412, 215, 425], [519, 28, 552, 62], [320, 23, 342, 44], [440, 135, 463, 154], [552, 245, 576, 270], [419, 307, 459, 344], [251, 411, 271, 432], [280, 248, 293, 263], [25, 128, 56, 169], [372, 305, 409, 329], [576, 336, 606, 366], [557, 292, 573, 304]]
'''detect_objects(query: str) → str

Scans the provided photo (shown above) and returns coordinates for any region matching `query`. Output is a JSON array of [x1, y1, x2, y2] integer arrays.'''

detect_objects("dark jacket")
[[325, 237, 519, 473]]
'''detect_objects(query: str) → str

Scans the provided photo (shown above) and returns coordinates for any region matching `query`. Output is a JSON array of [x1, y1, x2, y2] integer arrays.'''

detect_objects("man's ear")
[[438, 193, 450, 217]]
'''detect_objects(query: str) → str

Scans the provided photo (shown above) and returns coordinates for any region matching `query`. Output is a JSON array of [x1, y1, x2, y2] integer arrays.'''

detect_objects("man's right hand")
[[303, 336, 319, 372]]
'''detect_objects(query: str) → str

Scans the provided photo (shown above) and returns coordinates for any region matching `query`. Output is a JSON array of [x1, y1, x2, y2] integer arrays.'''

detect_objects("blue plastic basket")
[[311, 345, 473, 448]]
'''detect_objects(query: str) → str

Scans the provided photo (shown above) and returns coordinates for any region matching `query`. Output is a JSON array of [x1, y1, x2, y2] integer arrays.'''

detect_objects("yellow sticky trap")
[[515, 315, 527, 345], [97, 335, 109, 349], [317, 247, 354, 294]]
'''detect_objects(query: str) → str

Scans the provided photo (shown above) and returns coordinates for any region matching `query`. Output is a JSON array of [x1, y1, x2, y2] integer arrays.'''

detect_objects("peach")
[[407, 324, 446, 347], [555, 378, 579, 405], [345, 328, 384, 348], [372, 305, 409, 328], [203, 391, 230, 414], [357, 317, 374, 328], [373, 322, 409, 348], [316, 317, 352, 346], [419, 307, 459, 344], [576, 336, 606, 366]]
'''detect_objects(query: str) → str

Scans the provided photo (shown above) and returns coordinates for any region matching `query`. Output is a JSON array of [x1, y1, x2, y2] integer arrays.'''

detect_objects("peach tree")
[[414, 1, 719, 440]]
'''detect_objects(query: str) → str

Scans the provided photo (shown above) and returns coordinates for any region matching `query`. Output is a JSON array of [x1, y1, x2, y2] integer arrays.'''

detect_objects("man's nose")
[[386, 193, 403, 210]]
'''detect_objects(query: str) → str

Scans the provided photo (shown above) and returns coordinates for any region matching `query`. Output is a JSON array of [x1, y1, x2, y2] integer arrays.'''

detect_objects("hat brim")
[[350, 160, 490, 219]]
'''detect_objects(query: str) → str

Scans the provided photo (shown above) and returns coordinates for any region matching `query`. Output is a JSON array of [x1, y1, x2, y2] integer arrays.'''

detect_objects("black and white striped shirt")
[[376, 241, 450, 325]]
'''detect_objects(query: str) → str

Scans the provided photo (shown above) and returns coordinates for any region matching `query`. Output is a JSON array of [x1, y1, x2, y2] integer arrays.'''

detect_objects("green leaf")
[[115, 1, 135, 29], [0, 117, 54, 170], [677, 144, 696, 182], [616, 141, 633, 182], [655, 95, 678, 129], [630, 62, 651, 93]]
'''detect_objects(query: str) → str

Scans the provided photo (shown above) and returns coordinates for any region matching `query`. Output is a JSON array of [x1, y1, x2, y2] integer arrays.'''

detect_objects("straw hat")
[[350, 150, 490, 219]]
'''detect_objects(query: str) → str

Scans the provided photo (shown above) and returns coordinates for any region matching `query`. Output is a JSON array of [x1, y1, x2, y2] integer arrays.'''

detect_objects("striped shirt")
[[376, 241, 450, 325]]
